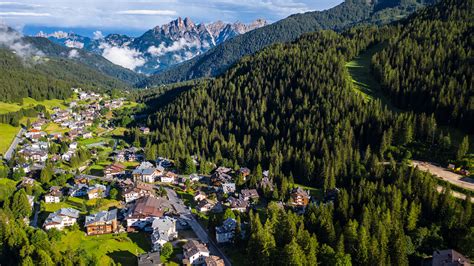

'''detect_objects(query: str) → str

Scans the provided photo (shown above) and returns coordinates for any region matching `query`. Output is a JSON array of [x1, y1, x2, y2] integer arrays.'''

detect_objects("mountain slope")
[[372, 0, 473, 131], [24, 36, 144, 85], [141, 0, 435, 86]]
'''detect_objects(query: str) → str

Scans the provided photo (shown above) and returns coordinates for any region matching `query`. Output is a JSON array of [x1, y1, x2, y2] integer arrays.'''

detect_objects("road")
[[4, 128, 25, 160], [436, 186, 474, 202], [165, 188, 232, 266], [412, 160, 474, 191]]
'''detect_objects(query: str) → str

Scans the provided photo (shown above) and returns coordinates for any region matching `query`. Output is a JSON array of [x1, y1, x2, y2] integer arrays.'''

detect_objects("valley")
[[0, 0, 472, 265]]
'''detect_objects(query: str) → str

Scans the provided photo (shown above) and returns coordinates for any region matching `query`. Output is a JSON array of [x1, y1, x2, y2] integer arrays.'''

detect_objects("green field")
[[54, 230, 150, 265], [0, 97, 68, 114], [0, 123, 19, 155], [345, 43, 398, 111], [43, 197, 122, 214]]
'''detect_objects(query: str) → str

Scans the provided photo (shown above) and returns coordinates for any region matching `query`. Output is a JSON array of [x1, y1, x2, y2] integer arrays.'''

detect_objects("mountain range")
[[38, 17, 267, 74], [141, 0, 436, 87]]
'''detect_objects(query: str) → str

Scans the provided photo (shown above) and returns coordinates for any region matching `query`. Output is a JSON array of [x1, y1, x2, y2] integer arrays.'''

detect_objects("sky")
[[0, 0, 343, 37]]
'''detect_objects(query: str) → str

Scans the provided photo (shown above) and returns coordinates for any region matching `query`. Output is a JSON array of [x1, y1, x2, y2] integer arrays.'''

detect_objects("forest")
[[372, 0, 473, 131], [133, 0, 473, 263]]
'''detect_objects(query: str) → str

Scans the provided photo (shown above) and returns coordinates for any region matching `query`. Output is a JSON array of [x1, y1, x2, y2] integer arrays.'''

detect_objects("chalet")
[[62, 150, 75, 162], [238, 167, 251, 180], [133, 162, 159, 183], [205, 256, 225, 266], [17, 177, 35, 189], [227, 196, 249, 212], [216, 218, 237, 243], [138, 252, 162, 266], [161, 171, 177, 183], [74, 174, 90, 184], [85, 209, 118, 235], [43, 208, 80, 230], [104, 163, 126, 178], [194, 191, 207, 202], [240, 189, 259, 201], [126, 196, 171, 229], [196, 199, 215, 213], [87, 184, 107, 199], [182, 240, 210, 265], [151, 217, 178, 251], [290, 187, 310, 207], [259, 171, 274, 191], [431, 249, 470, 266], [123, 182, 156, 203], [221, 182, 236, 194], [45, 186, 62, 203], [189, 174, 201, 182], [69, 142, 78, 150], [21, 149, 48, 162], [69, 184, 89, 197]]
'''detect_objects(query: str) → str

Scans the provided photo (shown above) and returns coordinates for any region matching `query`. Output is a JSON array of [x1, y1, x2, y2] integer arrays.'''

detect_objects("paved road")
[[4, 128, 25, 160], [412, 160, 474, 191], [165, 188, 232, 266]]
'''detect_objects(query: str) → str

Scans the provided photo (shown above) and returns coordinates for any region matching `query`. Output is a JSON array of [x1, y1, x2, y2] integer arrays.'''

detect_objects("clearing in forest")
[[345, 43, 397, 111]]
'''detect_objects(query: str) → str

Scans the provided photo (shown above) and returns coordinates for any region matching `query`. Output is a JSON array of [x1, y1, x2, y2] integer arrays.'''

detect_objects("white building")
[[43, 208, 80, 230], [44, 186, 62, 203], [151, 217, 178, 251], [183, 240, 210, 265]]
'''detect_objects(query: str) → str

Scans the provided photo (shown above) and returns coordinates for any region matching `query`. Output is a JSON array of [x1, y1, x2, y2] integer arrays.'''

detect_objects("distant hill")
[[0, 47, 130, 103], [141, 0, 436, 87], [24, 37, 144, 85]]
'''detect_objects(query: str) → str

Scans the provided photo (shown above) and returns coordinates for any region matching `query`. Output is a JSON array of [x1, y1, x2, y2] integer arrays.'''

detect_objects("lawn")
[[294, 183, 324, 201], [0, 97, 69, 114], [53, 230, 150, 265], [43, 197, 122, 214], [0, 123, 19, 155], [78, 137, 109, 146], [43, 122, 69, 134], [345, 43, 398, 111]]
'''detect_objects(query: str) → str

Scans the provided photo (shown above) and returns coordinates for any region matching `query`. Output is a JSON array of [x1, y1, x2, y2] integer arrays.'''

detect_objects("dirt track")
[[412, 160, 474, 192]]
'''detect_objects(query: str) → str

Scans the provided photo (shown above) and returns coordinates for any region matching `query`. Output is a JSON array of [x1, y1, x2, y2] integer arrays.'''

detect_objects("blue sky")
[[0, 0, 343, 37]]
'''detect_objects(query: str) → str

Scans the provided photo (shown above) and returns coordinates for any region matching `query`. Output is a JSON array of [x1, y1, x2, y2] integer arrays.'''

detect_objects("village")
[[3, 89, 323, 266]]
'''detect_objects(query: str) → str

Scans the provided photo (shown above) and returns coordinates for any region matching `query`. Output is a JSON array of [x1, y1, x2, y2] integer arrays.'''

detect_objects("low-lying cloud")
[[68, 49, 79, 59], [0, 23, 43, 59], [100, 43, 145, 71], [147, 38, 201, 57]]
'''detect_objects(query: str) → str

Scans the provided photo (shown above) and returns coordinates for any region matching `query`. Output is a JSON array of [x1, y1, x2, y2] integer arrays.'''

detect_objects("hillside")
[[134, 1, 473, 261], [372, 0, 473, 131], [0, 48, 128, 103], [25, 37, 144, 85], [140, 0, 436, 87]]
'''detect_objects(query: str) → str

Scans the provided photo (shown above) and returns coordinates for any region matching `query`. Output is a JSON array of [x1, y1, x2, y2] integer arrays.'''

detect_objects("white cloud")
[[68, 49, 79, 58], [0, 12, 50, 16], [100, 43, 145, 70], [0, 24, 42, 59], [147, 38, 201, 57], [92, 30, 104, 40], [117, 10, 177, 16], [64, 39, 84, 49]]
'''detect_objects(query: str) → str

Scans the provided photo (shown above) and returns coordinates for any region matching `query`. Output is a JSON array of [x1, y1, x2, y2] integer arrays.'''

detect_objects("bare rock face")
[[41, 17, 267, 74]]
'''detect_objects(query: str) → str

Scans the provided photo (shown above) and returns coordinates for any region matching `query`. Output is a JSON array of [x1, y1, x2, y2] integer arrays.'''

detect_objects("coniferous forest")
[[134, 0, 473, 263], [0, 0, 472, 265]]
